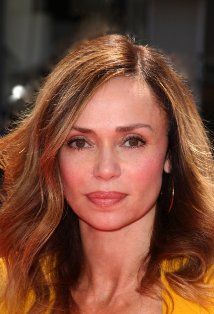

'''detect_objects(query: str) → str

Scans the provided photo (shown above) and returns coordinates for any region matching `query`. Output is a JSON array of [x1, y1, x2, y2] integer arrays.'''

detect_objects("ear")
[[164, 155, 171, 173]]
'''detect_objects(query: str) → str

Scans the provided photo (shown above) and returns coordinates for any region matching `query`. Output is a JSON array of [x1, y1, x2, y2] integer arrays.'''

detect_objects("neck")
[[78, 208, 156, 296]]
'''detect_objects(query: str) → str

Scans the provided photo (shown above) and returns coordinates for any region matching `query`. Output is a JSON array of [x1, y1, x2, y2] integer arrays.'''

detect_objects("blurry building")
[[0, 0, 214, 134]]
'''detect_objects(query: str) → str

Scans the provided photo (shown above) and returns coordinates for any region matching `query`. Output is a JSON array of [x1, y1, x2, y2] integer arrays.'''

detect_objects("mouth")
[[85, 191, 127, 207]]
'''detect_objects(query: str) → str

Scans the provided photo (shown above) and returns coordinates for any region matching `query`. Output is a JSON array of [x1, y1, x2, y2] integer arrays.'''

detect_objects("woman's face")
[[59, 76, 170, 231]]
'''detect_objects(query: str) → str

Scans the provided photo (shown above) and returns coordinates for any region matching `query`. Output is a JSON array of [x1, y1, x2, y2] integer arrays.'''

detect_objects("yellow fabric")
[[162, 273, 214, 313], [161, 260, 214, 313], [0, 259, 213, 313]]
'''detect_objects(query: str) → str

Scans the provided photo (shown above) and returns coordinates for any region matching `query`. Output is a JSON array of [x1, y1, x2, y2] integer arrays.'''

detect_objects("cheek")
[[129, 155, 165, 190], [59, 153, 86, 195]]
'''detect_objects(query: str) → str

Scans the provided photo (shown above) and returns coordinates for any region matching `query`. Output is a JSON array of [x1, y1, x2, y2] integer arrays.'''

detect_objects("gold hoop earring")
[[168, 180, 174, 213]]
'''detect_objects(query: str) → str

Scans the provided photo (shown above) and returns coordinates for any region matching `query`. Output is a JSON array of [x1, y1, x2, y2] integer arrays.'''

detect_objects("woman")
[[0, 34, 213, 313]]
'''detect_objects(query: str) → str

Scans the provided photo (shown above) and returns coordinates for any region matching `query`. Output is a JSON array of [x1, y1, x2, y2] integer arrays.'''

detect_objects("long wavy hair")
[[0, 34, 213, 313]]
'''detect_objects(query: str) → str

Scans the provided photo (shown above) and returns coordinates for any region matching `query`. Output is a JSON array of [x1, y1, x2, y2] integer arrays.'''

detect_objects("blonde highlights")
[[0, 34, 213, 313]]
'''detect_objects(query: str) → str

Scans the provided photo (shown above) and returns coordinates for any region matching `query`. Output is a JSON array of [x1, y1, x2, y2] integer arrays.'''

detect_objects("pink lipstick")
[[86, 191, 127, 207]]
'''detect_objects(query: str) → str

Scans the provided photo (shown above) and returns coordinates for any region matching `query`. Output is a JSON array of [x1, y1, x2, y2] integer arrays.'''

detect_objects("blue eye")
[[122, 135, 146, 148]]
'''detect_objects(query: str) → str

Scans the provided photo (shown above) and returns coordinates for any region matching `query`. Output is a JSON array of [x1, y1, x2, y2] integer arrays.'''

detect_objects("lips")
[[86, 191, 127, 207], [86, 191, 127, 198]]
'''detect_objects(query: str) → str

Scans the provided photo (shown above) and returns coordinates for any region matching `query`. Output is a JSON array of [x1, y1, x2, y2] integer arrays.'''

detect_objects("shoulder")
[[0, 258, 54, 314], [161, 263, 214, 314], [0, 258, 8, 313], [0, 258, 7, 286], [162, 280, 214, 314], [0, 258, 34, 313]]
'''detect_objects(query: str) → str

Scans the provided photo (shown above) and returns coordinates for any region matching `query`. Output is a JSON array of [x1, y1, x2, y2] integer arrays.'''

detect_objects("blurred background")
[[0, 0, 214, 138]]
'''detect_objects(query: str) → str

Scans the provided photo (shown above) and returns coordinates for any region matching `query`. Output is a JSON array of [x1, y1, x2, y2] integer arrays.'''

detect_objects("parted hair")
[[0, 34, 213, 313]]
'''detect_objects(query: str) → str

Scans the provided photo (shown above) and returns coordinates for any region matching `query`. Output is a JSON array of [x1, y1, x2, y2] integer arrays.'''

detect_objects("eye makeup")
[[67, 134, 147, 151]]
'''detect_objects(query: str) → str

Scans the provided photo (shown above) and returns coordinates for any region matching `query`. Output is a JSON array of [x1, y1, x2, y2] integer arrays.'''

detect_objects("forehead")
[[74, 76, 167, 133]]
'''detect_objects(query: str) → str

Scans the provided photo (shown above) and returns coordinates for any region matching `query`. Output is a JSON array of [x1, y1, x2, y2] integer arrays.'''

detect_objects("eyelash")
[[67, 135, 146, 151]]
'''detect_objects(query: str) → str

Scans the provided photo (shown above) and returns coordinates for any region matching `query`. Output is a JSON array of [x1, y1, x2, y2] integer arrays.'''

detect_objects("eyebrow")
[[71, 123, 153, 134]]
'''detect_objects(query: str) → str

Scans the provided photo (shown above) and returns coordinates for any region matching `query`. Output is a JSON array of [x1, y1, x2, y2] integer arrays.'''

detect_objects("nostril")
[[93, 157, 121, 180]]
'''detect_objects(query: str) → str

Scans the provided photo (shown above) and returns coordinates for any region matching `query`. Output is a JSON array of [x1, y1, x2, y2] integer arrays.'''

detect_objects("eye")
[[66, 135, 146, 150], [122, 135, 146, 149], [67, 136, 91, 150]]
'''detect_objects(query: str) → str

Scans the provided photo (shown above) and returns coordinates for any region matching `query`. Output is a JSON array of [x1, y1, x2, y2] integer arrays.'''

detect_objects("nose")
[[93, 146, 121, 181]]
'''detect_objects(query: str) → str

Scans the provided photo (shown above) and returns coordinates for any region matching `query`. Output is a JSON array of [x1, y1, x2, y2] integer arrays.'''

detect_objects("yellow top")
[[162, 273, 214, 313], [0, 259, 213, 313]]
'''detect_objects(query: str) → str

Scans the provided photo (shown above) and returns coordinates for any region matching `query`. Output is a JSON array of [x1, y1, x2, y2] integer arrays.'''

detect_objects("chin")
[[79, 214, 141, 232]]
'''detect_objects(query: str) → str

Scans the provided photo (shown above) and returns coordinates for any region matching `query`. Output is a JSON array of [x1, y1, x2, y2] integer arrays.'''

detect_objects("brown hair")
[[0, 34, 213, 313]]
